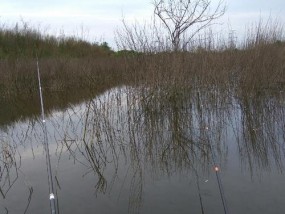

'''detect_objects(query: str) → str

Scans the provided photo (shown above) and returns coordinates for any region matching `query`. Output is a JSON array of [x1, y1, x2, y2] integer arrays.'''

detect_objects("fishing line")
[[194, 168, 205, 214], [36, 56, 58, 214]]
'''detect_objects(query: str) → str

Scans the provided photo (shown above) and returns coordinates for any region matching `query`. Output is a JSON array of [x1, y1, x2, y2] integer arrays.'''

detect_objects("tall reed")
[[0, 19, 284, 127]]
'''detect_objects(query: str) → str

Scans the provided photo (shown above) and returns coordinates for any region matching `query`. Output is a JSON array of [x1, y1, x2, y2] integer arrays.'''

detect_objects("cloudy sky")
[[0, 0, 284, 48]]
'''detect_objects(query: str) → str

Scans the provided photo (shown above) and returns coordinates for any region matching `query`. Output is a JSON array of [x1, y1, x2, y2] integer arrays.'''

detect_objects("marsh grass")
[[0, 19, 284, 128]]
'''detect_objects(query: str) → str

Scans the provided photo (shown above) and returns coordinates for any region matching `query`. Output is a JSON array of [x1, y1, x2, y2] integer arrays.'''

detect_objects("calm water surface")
[[0, 86, 284, 214]]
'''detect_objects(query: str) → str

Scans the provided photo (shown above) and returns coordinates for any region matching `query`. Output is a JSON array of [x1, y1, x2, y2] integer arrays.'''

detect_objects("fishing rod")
[[208, 141, 229, 214], [194, 168, 205, 214], [36, 56, 58, 214], [190, 141, 228, 214]]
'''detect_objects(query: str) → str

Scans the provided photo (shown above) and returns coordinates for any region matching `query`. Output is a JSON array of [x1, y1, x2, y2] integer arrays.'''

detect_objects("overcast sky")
[[1, 0, 284, 48]]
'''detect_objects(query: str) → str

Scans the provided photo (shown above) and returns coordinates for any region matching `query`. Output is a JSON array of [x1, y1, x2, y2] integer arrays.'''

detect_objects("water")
[[0, 86, 285, 214]]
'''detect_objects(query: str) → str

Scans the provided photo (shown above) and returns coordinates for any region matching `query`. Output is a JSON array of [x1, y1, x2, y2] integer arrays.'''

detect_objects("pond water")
[[0, 86, 285, 214]]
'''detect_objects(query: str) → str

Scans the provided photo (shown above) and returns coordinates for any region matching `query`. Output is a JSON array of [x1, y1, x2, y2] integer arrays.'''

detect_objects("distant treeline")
[[0, 22, 117, 58]]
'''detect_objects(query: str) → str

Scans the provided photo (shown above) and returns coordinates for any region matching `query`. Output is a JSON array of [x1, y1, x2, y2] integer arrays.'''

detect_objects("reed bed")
[[1, 24, 284, 93], [0, 20, 284, 127]]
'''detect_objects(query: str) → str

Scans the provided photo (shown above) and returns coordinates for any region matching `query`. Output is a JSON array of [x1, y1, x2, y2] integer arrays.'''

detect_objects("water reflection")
[[0, 86, 111, 128], [236, 92, 285, 174], [0, 135, 19, 199], [0, 86, 284, 213], [0, 119, 38, 213]]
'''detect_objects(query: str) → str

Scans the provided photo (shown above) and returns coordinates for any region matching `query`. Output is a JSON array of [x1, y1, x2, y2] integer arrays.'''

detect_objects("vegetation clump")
[[0, 22, 113, 59]]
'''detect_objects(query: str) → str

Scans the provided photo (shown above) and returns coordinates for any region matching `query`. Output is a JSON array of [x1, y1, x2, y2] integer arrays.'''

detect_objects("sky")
[[0, 0, 285, 48]]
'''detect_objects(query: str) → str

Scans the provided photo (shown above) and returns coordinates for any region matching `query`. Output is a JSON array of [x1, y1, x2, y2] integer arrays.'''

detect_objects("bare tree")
[[153, 0, 226, 51]]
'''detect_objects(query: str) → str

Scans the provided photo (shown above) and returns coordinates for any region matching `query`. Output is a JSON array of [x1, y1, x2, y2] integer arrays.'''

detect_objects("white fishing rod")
[[36, 56, 58, 214]]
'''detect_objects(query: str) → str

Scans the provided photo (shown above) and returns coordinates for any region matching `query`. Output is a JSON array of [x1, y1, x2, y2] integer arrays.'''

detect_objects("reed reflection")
[[55, 86, 284, 212], [1, 84, 284, 213], [0, 119, 39, 213], [235, 91, 285, 174]]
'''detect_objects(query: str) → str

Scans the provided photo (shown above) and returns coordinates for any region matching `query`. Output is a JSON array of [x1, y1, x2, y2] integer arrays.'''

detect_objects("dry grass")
[[0, 19, 284, 128]]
